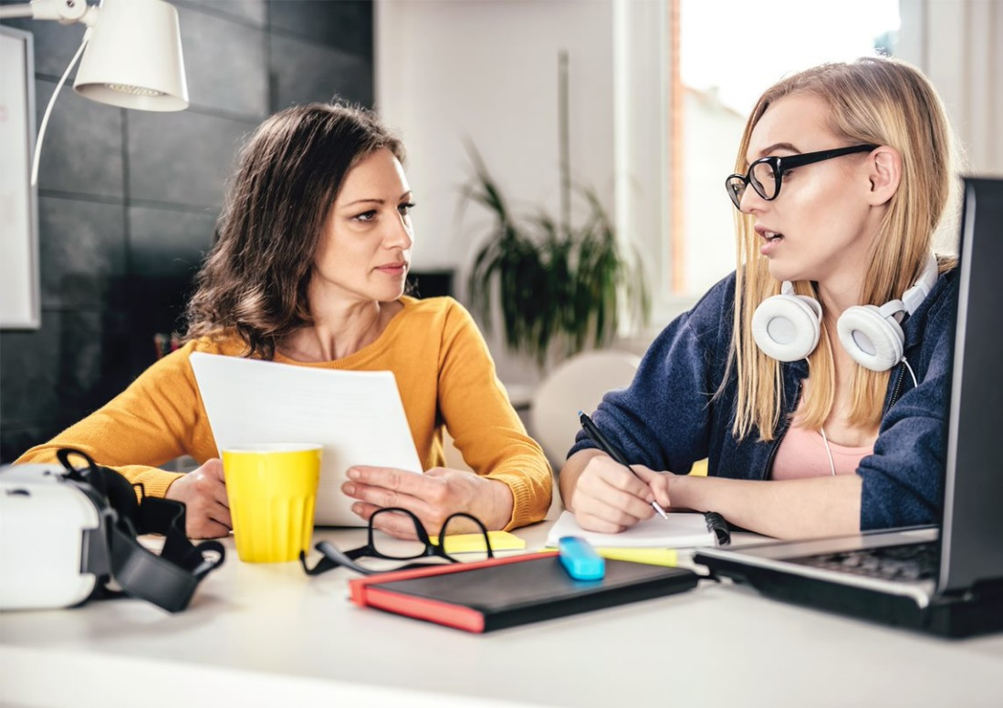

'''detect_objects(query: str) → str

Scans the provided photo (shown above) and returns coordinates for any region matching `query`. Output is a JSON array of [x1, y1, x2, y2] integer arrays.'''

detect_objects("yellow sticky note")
[[542, 544, 678, 567], [594, 548, 678, 567], [431, 531, 527, 554]]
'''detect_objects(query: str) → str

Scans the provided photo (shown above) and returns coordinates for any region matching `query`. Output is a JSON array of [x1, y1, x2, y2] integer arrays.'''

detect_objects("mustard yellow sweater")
[[18, 297, 552, 530]]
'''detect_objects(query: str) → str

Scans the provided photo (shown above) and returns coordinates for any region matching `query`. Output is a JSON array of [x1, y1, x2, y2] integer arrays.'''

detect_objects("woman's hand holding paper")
[[342, 465, 515, 539]]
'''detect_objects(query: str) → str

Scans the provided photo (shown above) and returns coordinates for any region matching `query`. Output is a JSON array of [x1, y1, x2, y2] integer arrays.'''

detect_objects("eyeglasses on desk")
[[300, 506, 494, 576]]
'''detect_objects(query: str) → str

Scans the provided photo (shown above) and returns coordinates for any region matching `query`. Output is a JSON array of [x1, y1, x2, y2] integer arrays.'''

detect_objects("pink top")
[[771, 424, 873, 480]]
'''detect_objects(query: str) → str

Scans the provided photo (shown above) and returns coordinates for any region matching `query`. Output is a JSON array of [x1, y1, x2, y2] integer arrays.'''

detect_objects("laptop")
[[694, 177, 1003, 638]]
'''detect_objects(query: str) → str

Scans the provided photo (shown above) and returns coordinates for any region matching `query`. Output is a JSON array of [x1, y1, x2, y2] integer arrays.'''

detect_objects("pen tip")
[[577, 410, 584, 417]]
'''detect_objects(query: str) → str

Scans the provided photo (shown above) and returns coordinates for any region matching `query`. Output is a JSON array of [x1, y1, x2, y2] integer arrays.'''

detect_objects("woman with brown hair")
[[19, 103, 552, 539], [559, 57, 960, 539]]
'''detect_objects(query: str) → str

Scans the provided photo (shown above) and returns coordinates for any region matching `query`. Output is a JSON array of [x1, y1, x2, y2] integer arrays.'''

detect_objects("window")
[[617, 0, 901, 334], [675, 0, 901, 297]]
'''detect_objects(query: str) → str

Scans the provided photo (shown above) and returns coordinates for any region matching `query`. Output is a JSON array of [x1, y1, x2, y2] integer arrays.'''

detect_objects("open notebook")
[[546, 510, 730, 554]]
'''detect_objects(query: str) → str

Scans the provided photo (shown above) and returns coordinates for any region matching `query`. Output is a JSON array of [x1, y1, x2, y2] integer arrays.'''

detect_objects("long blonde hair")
[[728, 57, 956, 441]]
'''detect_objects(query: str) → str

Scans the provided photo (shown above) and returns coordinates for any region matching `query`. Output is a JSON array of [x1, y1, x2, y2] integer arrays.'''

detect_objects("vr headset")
[[0, 449, 225, 612]]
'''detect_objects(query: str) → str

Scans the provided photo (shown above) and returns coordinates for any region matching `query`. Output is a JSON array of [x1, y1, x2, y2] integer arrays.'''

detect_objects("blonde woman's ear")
[[865, 145, 903, 206]]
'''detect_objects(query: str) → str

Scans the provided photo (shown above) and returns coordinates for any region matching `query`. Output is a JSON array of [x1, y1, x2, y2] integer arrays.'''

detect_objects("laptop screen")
[[940, 177, 1003, 592]]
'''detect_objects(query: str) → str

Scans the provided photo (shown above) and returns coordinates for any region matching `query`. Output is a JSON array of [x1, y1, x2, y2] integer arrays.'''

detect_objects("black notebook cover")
[[349, 551, 700, 633]]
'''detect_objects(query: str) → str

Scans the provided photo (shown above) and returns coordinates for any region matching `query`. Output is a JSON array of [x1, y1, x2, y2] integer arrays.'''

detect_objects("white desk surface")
[[2, 520, 1002, 708]]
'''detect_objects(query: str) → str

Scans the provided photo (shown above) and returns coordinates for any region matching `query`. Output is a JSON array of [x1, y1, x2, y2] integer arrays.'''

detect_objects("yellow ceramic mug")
[[222, 443, 322, 563]]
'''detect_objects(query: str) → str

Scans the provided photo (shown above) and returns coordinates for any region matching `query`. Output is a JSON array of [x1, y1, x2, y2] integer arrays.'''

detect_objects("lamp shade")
[[73, 0, 188, 111]]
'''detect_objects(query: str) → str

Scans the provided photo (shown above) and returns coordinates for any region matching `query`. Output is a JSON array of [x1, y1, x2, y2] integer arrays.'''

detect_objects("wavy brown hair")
[[185, 102, 406, 359], [725, 57, 958, 441]]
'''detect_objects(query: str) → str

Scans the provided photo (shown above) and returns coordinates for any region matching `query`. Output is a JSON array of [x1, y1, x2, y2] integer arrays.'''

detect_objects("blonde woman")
[[559, 57, 959, 539]]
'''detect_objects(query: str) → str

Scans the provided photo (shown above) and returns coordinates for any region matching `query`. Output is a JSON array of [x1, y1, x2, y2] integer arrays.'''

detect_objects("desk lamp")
[[0, 0, 188, 184]]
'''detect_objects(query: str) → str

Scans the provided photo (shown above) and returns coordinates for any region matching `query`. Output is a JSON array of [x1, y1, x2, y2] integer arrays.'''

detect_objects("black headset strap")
[[106, 522, 224, 613], [57, 448, 225, 612]]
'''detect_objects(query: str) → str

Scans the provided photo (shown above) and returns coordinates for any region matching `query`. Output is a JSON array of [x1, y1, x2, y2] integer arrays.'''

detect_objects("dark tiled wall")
[[0, 0, 374, 461]]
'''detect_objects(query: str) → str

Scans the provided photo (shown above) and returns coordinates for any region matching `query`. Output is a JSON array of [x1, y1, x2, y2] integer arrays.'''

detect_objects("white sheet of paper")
[[545, 510, 716, 549], [190, 352, 422, 526]]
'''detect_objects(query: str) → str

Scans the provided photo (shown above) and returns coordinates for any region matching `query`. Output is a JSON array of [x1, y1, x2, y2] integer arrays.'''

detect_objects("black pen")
[[578, 411, 670, 520]]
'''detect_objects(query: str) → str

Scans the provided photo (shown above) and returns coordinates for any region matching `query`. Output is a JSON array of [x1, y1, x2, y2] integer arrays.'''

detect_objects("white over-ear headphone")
[[752, 252, 939, 371]]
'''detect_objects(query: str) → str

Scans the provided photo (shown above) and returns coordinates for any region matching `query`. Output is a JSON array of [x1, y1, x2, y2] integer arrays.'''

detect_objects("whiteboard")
[[1, 27, 40, 330]]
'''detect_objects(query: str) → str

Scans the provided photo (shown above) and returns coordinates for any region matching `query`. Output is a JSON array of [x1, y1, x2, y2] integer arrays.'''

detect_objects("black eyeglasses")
[[725, 144, 878, 209], [300, 507, 494, 576]]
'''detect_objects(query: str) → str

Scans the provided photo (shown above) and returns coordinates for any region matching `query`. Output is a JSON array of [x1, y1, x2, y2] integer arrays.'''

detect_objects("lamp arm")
[[0, 0, 95, 24], [30, 26, 91, 186]]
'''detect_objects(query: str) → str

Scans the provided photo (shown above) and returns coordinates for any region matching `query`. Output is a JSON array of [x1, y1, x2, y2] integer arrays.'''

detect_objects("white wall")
[[897, 0, 1003, 177], [375, 0, 619, 385], [375, 0, 616, 274], [681, 87, 744, 296]]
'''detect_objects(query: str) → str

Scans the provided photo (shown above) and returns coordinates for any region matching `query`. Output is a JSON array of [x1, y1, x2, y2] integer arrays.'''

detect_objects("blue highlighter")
[[558, 536, 605, 581]]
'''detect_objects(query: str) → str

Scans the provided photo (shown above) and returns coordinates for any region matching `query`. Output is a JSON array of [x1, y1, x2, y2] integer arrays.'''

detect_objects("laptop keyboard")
[[790, 541, 938, 582]]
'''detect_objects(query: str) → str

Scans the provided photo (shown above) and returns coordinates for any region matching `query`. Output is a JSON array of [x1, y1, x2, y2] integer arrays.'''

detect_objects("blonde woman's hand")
[[165, 458, 232, 539], [566, 454, 669, 534]]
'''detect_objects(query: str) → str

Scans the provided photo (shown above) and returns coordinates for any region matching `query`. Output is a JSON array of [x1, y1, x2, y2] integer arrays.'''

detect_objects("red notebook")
[[348, 551, 699, 633]]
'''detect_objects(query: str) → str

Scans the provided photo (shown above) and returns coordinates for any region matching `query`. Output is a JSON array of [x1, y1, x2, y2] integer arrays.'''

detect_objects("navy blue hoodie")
[[568, 267, 959, 530]]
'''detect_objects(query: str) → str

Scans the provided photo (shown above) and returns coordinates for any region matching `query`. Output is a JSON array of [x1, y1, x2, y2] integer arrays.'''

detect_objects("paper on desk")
[[190, 352, 422, 527], [545, 510, 716, 550]]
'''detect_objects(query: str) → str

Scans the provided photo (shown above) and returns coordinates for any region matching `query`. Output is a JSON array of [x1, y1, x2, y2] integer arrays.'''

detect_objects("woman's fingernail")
[[343, 482, 355, 495], [347, 468, 360, 480], [352, 503, 363, 514]]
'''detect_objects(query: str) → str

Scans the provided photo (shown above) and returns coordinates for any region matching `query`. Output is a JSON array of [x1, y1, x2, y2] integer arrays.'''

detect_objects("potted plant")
[[463, 51, 649, 368], [463, 149, 650, 368]]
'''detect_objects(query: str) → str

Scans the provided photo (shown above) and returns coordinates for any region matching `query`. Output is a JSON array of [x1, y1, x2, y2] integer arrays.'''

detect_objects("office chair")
[[530, 350, 642, 471]]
